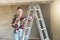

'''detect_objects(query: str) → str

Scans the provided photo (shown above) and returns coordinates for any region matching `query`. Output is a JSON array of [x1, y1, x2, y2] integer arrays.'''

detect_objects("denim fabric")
[[14, 30, 19, 40], [14, 29, 23, 40], [19, 29, 23, 40]]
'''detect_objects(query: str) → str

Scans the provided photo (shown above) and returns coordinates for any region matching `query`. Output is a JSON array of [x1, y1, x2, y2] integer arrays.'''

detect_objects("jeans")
[[14, 29, 23, 40]]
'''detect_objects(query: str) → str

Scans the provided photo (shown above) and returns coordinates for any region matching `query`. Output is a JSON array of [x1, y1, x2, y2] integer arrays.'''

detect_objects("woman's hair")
[[12, 14, 17, 24], [17, 7, 22, 10]]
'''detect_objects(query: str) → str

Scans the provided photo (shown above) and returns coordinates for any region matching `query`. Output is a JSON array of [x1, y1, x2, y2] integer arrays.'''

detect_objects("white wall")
[[50, 0, 60, 40]]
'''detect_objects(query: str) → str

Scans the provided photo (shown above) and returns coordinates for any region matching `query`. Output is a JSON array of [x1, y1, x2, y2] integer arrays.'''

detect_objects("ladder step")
[[30, 9, 33, 11], [36, 9, 40, 10], [38, 18, 43, 20], [41, 28, 46, 30], [25, 35, 28, 37], [25, 27, 31, 29], [45, 38, 49, 40], [30, 9, 40, 11]]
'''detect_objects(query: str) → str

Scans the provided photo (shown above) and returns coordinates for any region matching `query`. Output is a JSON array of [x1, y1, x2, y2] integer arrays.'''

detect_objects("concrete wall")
[[50, 0, 60, 40], [0, 4, 50, 40]]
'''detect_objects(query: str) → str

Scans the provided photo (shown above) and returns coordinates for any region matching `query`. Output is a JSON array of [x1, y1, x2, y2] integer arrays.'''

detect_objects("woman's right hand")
[[12, 23, 15, 26], [12, 23, 17, 26]]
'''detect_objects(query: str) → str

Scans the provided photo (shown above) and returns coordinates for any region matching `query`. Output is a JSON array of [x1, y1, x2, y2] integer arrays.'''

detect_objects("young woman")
[[11, 7, 33, 40], [12, 7, 24, 40]]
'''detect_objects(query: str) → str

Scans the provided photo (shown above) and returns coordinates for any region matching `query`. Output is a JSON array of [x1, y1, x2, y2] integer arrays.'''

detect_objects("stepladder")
[[21, 4, 49, 40]]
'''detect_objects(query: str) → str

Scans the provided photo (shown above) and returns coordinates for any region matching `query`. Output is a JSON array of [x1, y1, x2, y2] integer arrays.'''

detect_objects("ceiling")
[[0, 0, 53, 6]]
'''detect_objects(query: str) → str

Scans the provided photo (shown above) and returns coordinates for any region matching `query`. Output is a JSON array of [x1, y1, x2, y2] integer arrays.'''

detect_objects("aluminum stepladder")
[[33, 4, 49, 40], [22, 4, 49, 40]]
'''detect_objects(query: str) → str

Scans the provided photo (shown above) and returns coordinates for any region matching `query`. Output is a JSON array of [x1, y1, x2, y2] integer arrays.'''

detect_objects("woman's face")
[[17, 9, 23, 16]]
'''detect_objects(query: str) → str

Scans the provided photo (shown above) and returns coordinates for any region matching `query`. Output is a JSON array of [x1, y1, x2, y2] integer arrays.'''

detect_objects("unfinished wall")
[[0, 5, 28, 40], [50, 0, 60, 40], [0, 6, 13, 38], [0, 4, 50, 40]]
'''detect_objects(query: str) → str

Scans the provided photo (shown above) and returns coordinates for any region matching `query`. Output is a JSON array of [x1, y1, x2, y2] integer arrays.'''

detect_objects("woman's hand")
[[29, 16, 33, 20], [11, 22, 17, 26]]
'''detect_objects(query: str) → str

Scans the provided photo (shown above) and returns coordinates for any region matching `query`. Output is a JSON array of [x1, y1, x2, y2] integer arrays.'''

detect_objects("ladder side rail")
[[22, 5, 32, 40], [26, 13, 34, 40], [36, 4, 49, 40], [34, 5, 44, 40]]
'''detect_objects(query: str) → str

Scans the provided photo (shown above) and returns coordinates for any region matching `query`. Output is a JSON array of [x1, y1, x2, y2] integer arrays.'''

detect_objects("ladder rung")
[[25, 35, 28, 37], [25, 27, 31, 29], [30, 9, 40, 11], [41, 28, 46, 30], [45, 38, 49, 40], [30, 9, 33, 11], [38, 18, 43, 20], [36, 9, 40, 10]]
